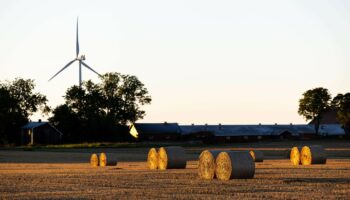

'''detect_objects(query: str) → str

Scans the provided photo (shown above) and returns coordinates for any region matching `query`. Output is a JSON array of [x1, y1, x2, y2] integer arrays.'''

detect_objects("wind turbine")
[[49, 18, 101, 87]]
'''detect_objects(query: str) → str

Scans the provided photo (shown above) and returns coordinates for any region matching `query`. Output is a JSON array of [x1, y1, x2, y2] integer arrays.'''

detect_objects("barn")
[[180, 124, 215, 142], [21, 121, 63, 145], [181, 124, 273, 142], [318, 124, 346, 137], [180, 124, 344, 142], [130, 122, 345, 142], [129, 122, 182, 141]]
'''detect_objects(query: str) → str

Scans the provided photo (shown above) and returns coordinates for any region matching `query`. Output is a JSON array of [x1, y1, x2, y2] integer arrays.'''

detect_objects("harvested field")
[[0, 141, 350, 199]]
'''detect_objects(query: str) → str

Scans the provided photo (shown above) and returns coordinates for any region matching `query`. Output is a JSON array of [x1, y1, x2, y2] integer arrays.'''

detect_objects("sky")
[[0, 0, 349, 125]]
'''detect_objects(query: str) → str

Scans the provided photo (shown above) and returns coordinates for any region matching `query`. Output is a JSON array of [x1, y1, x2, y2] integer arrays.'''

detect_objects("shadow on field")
[[258, 167, 350, 171], [283, 178, 350, 184], [109, 167, 123, 170]]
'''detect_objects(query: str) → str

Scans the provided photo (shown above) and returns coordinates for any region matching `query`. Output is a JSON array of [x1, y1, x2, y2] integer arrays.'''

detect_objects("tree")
[[49, 104, 81, 143], [49, 72, 151, 142], [101, 73, 152, 124], [332, 93, 350, 136], [4, 78, 49, 118], [298, 87, 331, 135], [0, 78, 48, 144], [0, 88, 22, 143]]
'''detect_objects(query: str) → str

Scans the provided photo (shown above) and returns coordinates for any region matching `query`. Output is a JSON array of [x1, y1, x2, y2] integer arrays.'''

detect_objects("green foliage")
[[332, 93, 350, 135], [50, 72, 151, 142], [298, 87, 331, 134], [0, 78, 48, 144]]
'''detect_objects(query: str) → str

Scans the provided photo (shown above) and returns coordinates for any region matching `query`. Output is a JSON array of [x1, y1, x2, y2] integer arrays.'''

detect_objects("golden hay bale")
[[158, 146, 187, 170], [249, 150, 264, 162], [301, 145, 327, 165], [198, 150, 225, 180], [147, 148, 158, 170], [99, 152, 118, 167], [290, 147, 301, 166], [215, 151, 255, 180], [90, 153, 99, 167]]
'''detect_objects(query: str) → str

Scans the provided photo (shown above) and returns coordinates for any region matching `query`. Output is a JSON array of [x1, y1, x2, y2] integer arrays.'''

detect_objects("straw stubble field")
[[0, 144, 350, 199]]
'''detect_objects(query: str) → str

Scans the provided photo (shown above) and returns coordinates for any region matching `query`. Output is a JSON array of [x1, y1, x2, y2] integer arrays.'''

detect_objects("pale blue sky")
[[0, 0, 349, 124]]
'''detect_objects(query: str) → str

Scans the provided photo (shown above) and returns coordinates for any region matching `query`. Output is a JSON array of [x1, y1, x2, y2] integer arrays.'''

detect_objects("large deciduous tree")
[[49, 72, 151, 142], [0, 78, 48, 144], [298, 87, 331, 135], [101, 73, 152, 124], [332, 93, 350, 136]]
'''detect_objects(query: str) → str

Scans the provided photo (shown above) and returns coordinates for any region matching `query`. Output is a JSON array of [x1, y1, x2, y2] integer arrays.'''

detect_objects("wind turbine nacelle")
[[80, 55, 86, 60]]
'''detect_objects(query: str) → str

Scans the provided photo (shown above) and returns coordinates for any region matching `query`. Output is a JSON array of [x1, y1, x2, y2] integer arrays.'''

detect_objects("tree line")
[[0, 76, 349, 145], [0, 72, 151, 144]]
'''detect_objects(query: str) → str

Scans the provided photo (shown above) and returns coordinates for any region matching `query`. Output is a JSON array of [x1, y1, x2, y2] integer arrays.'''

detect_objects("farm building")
[[21, 121, 63, 145], [318, 124, 346, 137], [309, 109, 339, 124], [129, 122, 182, 140], [129, 122, 345, 142], [180, 124, 345, 142], [180, 124, 278, 142]]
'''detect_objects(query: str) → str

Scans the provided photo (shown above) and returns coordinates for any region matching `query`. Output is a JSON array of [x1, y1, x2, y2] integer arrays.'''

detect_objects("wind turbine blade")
[[81, 61, 102, 77], [76, 17, 79, 57], [48, 59, 77, 81]]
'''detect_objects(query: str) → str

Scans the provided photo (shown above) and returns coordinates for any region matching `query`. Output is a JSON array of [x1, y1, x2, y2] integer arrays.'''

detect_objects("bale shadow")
[[283, 178, 350, 184], [258, 167, 350, 171], [109, 167, 123, 170]]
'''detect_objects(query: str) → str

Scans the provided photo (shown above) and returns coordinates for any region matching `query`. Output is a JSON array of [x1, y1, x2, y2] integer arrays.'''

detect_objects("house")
[[309, 109, 339, 124], [21, 121, 63, 145], [129, 122, 182, 141]]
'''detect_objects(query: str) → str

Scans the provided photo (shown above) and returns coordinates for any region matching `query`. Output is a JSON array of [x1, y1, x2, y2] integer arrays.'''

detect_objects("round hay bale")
[[249, 150, 264, 162], [99, 152, 118, 167], [147, 148, 158, 170], [198, 150, 225, 180], [215, 151, 255, 180], [290, 147, 301, 165], [90, 153, 99, 167], [158, 146, 187, 170], [301, 145, 327, 165]]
